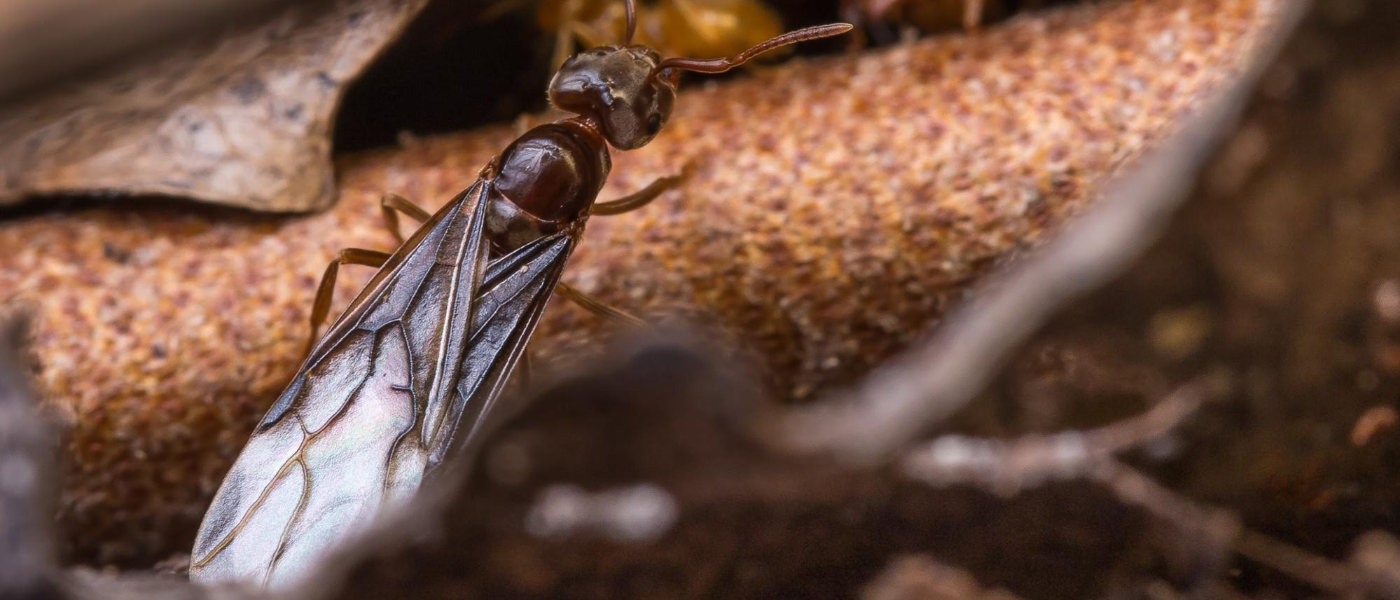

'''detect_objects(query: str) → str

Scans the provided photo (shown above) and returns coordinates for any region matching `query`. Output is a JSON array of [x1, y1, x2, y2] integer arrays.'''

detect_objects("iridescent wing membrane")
[[190, 180, 575, 588]]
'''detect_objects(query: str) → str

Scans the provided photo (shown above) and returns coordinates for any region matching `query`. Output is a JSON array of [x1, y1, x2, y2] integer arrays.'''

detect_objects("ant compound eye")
[[646, 113, 662, 136]]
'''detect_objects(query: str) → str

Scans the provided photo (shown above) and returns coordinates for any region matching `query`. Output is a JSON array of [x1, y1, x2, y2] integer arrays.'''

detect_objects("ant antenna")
[[657, 23, 853, 74], [623, 0, 637, 46]]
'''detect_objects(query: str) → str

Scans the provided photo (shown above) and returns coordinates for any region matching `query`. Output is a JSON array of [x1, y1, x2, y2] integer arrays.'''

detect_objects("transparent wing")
[[190, 181, 493, 588], [429, 229, 575, 468]]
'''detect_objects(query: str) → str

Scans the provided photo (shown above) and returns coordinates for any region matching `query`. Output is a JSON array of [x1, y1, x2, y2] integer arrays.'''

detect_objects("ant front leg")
[[306, 248, 391, 356], [591, 164, 693, 216], [381, 193, 433, 244]]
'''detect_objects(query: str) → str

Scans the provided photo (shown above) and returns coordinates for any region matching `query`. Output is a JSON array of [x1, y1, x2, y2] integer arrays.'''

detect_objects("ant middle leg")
[[382, 188, 649, 329], [592, 164, 693, 216], [306, 248, 391, 356], [380, 193, 432, 244], [549, 0, 590, 70], [964, 0, 985, 31]]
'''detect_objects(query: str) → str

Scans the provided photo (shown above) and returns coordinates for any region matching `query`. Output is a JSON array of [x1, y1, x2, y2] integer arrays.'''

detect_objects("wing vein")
[[306, 198, 462, 373], [263, 416, 314, 586], [382, 324, 421, 501], [192, 415, 313, 569]]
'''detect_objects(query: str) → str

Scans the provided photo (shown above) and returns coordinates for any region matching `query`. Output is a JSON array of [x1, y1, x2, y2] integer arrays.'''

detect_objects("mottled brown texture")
[[0, 0, 429, 212], [0, 0, 1278, 566]]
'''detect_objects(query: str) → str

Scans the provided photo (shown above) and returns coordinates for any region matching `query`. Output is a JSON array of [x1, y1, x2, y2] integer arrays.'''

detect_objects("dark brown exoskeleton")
[[188, 1, 849, 590]]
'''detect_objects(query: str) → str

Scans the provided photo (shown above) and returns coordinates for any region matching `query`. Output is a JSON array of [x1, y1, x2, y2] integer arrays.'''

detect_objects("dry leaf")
[[0, 0, 429, 212]]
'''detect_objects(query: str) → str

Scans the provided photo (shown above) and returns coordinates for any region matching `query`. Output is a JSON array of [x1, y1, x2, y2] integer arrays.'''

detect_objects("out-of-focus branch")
[[900, 382, 1205, 496], [777, 0, 1309, 464], [1231, 528, 1400, 598], [898, 377, 1400, 599], [0, 314, 57, 598], [1233, 530, 1364, 594], [0, 315, 250, 600]]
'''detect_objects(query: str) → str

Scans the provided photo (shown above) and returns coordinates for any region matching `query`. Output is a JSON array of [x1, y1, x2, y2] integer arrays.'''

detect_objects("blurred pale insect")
[[188, 0, 850, 590], [537, 0, 787, 69]]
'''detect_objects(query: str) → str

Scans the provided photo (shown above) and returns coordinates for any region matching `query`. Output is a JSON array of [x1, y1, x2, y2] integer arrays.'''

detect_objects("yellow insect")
[[538, 0, 787, 69]]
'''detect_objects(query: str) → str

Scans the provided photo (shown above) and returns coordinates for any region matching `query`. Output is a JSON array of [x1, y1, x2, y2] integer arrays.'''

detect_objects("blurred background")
[[7, 1, 1400, 599]]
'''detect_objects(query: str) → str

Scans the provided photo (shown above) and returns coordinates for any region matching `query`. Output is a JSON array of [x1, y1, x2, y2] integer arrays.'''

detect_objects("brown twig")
[[1233, 529, 1364, 594], [899, 383, 1205, 496], [0, 314, 59, 598], [895, 382, 1243, 590], [899, 379, 1400, 599], [1228, 528, 1400, 598]]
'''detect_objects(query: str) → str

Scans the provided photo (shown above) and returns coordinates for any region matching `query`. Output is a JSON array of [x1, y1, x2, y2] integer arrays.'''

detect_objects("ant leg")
[[306, 248, 391, 355], [591, 164, 692, 216], [513, 114, 535, 137], [555, 282, 645, 328], [963, 0, 984, 31], [380, 193, 432, 244], [550, 0, 584, 70]]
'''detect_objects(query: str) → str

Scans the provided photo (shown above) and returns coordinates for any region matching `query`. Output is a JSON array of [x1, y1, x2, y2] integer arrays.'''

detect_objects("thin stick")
[[1234, 530, 1364, 594], [899, 383, 1204, 495]]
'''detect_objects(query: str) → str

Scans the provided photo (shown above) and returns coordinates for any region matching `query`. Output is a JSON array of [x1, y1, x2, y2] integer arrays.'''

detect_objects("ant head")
[[548, 46, 677, 151], [548, 0, 852, 151]]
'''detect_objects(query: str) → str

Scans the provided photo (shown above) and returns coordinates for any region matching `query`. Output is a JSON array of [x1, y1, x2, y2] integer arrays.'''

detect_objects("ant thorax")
[[489, 120, 612, 251]]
